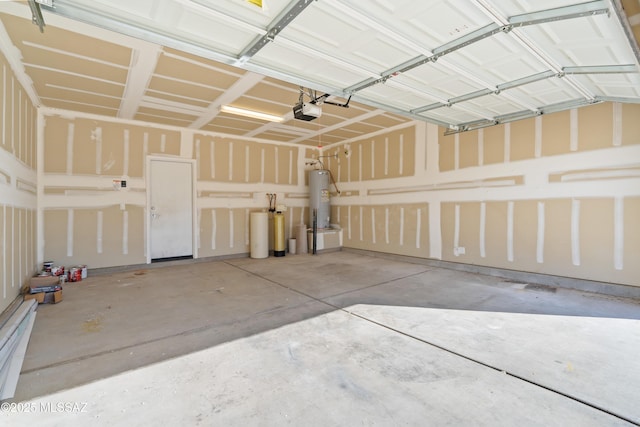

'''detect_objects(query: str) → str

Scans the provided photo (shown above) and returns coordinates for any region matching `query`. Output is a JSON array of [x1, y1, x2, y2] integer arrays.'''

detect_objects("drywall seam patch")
[[504, 123, 511, 163], [507, 201, 514, 262], [347, 148, 351, 182], [18, 91, 21, 161], [122, 210, 128, 255], [95, 127, 102, 175], [359, 206, 363, 241], [209, 139, 215, 179], [480, 202, 486, 258], [211, 209, 217, 250], [197, 209, 202, 250], [288, 149, 292, 185], [385, 207, 389, 244], [371, 207, 376, 244], [429, 202, 441, 259], [399, 207, 404, 246], [274, 146, 278, 184], [534, 116, 542, 158], [17, 210, 21, 289], [229, 209, 234, 248], [537, 202, 545, 264], [67, 208, 73, 257], [260, 148, 265, 183], [454, 204, 460, 256], [384, 137, 389, 176], [66, 122, 74, 175], [399, 133, 404, 175], [31, 107, 35, 166], [614, 197, 623, 270], [247, 208, 252, 246], [160, 134, 166, 153], [10, 207, 14, 289], [229, 142, 234, 181], [478, 129, 484, 167], [195, 138, 201, 178], [416, 208, 421, 249], [454, 134, 459, 170], [571, 199, 581, 266], [123, 129, 130, 177], [24, 100, 28, 165], [358, 144, 363, 181], [142, 132, 148, 178], [613, 103, 622, 147], [2, 64, 5, 148], [370, 140, 375, 179], [11, 78, 14, 154], [570, 109, 578, 152], [97, 210, 103, 254], [246, 145, 250, 183], [2, 205, 5, 299], [347, 206, 352, 240]]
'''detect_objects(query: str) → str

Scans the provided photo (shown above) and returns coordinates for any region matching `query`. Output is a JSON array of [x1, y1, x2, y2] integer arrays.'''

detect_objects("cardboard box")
[[23, 290, 63, 304], [44, 290, 63, 304], [24, 292, 45, 303], [30, 275, 59, 287]]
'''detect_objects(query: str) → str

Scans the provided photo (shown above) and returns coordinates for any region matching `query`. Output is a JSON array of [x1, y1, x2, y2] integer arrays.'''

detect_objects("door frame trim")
[[145, 155, 198, 264]]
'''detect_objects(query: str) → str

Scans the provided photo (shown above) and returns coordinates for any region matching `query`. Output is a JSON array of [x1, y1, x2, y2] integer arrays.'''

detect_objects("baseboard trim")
[[342, 248, 640, 300]]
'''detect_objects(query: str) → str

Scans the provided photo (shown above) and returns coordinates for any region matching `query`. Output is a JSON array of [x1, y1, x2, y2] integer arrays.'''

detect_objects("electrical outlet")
[[454, 247, 466, 256]]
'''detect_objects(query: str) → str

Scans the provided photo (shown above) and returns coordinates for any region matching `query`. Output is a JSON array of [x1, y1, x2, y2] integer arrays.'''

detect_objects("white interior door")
[[149, 159, 193, 260]]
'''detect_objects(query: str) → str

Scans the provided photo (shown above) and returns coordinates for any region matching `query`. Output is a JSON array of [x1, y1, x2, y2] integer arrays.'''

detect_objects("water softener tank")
[[273, 211, 286, 257], [309, 170, 330, 229]]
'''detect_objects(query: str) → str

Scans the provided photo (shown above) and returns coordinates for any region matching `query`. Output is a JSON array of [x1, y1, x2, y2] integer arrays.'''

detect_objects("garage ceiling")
[[1, 0, 639, 146]]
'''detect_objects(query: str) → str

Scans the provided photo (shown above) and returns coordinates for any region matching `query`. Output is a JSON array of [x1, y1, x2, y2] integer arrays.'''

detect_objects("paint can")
[[43, 261, 54, 272], [79, 265, 87, 279], [69, 267, 82, 282]]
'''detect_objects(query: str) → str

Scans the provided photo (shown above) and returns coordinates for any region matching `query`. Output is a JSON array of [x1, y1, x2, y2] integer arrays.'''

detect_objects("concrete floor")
[[3, 250, 640, 426]]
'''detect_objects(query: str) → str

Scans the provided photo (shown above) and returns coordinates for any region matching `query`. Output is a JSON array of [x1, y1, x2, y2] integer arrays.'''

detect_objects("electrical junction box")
[[112, 176, 130, 191]]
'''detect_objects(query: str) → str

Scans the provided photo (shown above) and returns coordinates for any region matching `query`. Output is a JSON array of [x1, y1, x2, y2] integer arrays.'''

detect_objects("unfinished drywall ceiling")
[[1, 1, 640, 145], [27, 0, 640, 131], [0, 2, 410, 147]]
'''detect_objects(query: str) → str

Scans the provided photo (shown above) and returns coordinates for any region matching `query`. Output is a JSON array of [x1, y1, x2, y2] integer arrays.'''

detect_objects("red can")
[[69, 267, 82, 282]]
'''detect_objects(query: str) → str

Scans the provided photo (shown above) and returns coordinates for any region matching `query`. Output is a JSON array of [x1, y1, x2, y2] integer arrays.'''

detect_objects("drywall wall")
[[326, 103, 640, 287], [0, 51, 37, 313], [39, 111, 311, 267], [41, 114, 181, 268]]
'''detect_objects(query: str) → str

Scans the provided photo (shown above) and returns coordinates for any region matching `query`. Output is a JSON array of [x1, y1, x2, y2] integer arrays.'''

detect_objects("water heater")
[[309, 170, 330, 229]]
